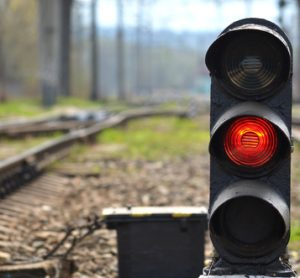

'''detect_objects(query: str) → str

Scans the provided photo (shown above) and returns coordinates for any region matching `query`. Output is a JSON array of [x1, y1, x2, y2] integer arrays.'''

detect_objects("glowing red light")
[[224, 116, 278, 167]]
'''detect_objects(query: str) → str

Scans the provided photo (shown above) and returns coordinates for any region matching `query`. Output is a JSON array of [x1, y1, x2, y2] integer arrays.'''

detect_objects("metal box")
[[103, 206, 207, 278]]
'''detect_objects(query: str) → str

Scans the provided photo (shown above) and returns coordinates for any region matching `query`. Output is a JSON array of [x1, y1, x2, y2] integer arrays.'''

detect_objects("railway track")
[[0, 149, 210, 277], [0, 174, 73, 277], [0, 108, 188, 277], [0, 108, 300, 277], [0, 108, 187, 195], [0, 110, 108, 138]]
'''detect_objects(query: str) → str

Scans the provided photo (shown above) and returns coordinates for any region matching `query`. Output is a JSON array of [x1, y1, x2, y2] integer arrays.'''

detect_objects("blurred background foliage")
[[0, 0, 38, 100], [0, 0, 297, 105]]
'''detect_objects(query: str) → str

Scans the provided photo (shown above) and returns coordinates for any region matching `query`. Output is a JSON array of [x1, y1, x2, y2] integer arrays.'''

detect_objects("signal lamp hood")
[[205, 18, 292, 100]]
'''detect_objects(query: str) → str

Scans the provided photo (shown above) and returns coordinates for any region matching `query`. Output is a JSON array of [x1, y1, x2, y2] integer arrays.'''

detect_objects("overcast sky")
[[89, 0, 298, 33]]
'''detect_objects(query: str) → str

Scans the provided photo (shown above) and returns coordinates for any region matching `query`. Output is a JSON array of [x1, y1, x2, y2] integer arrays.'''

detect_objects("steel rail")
[[0, 108, 188, 195]]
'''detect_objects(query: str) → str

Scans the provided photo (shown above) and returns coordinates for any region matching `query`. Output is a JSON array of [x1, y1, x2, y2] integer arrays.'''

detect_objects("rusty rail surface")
[[0, 120, 98, 137], [0, 112, 104, 137]]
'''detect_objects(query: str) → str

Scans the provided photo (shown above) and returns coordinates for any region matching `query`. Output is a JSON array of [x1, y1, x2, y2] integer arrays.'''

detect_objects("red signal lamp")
[[209, 102, 291, 176], [224, 116, 277, 167]]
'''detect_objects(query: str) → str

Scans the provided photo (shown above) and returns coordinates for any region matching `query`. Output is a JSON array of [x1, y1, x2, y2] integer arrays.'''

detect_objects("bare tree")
[[144, 0, 154, 96], [116, 0, 125, 101], [278, 0, 287, 30], [135, 0, 143, 96], [90, 0, 100, 101], [59, 0, 73, 97], [135, 0, 154, 97], [295, 0, 300, 102], [0, 1, 7, 102]]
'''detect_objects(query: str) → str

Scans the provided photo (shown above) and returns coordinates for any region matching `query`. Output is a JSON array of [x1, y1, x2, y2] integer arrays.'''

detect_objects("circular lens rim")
[[224, 116, 278, 168], [207, 30, 291, 100], [211, 196, 286, 258], [210, 116, 290, 178], [209, 180, 290, 264]]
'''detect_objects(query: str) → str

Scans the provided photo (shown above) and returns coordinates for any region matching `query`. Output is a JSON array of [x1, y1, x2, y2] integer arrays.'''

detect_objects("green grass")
[[0, 97, 133, 119], [98, 116, 210, 160], [290, 222, 300, 241], [65, 144, 89, 161], [0, 99, 45, 118], [289, 222, 300, 250], [56, 97, 102, 108], [158, 101, 181, 110], [293, 104, 300, 118], [0, 97, 195, 120], [0, 98, 100, 119], [290, 143, 300, 250], [0, 133, 63, 160]]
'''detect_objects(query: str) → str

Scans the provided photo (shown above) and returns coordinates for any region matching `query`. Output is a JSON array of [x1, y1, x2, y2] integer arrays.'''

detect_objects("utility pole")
[[116, 0, 125, 101], [38, 0, 60, 106], [90, 0, 100, 101], [38, 0, 72, 106]]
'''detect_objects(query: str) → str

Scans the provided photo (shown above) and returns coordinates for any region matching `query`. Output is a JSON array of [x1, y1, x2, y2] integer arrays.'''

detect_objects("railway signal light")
[[205, 18, 293, 272]]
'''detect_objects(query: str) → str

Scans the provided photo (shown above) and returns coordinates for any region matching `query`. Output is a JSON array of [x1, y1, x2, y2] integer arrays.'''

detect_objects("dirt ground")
[[62, 149, 210, 277], [52, 142, 300, 277], [3, 117, 300, 277]]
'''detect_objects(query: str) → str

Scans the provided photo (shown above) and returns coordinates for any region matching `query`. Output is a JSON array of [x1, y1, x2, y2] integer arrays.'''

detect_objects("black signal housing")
[[206, 18, 293, 270]]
